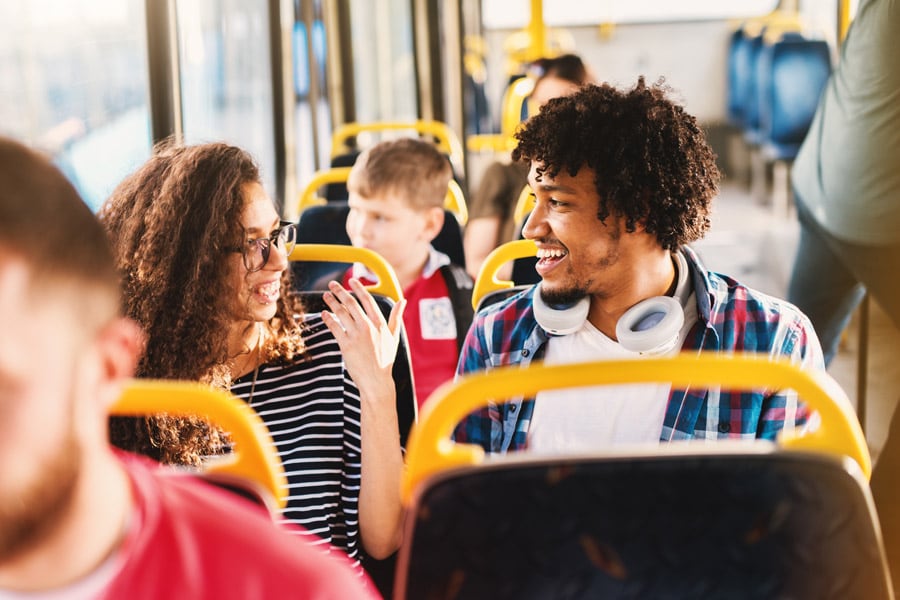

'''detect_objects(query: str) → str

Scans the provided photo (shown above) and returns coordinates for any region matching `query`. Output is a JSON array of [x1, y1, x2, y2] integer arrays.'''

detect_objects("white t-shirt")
[[528, 254, 698, 454]]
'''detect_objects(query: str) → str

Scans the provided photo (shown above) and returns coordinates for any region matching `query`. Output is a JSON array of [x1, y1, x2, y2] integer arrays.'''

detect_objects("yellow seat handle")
[[446, 179, 468, 225], [402, 354, 871, 503], [111, 380, 288, 510], [330, 120, 464, 170], [296, 167, 353, 214], [298, 168, 467, 225], [289, 243, 403, 303], [471, 239, 537, 310]]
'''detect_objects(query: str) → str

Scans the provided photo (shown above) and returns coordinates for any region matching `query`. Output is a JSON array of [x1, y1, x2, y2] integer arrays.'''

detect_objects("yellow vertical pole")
[[526, 0, 545, 61], [837, 0, 851, 46]]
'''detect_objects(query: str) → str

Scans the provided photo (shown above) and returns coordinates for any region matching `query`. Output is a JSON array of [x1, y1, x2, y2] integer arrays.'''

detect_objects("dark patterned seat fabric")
[[397, 452, 891, 600]]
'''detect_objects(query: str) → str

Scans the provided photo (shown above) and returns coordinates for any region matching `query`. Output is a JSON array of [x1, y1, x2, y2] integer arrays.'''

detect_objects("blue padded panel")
[[760, 39, 831, 161], [727, 29, 755, 127], [742, 32, 767, 142]]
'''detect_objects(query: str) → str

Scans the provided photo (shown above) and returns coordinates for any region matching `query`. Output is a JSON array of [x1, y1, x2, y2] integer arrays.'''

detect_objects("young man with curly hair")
[[455, 78, 824, 453]]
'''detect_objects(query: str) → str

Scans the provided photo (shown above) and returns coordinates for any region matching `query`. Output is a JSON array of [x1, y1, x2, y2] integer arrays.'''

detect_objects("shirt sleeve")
[[451, 312, 498, 450], [757, 308, 826, 439]]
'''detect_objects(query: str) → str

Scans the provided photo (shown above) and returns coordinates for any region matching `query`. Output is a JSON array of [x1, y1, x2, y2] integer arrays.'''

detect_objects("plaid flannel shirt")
[[453, 246, 825, 453]]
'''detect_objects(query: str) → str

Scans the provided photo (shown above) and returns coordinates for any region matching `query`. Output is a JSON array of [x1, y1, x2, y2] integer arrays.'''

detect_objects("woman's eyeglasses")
[[229, 221, 297, 272]]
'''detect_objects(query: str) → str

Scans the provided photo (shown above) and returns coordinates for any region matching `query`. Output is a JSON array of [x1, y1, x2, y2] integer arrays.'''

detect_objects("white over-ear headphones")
[[533, 251, 692, 355], [532, 291, 590, 336]]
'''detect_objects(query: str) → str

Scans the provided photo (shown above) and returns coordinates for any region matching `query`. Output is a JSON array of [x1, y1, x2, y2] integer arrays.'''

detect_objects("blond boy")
[[344, 138, 473, 407]]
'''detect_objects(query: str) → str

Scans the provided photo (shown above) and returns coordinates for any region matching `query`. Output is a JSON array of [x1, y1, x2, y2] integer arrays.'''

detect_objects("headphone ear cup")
[[615, 296, 684, 355], [532, 283, 590, 335]]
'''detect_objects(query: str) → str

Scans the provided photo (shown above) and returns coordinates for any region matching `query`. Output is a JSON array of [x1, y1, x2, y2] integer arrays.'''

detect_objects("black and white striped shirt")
[[231, 315, 363, 566]]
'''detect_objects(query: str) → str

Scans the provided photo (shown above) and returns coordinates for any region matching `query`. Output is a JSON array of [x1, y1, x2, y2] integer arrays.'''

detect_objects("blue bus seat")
[[758, 37, 831, 162], [394, 355, 891, 599], [742, 31, 769, 146], [726, 27, 755, 128]]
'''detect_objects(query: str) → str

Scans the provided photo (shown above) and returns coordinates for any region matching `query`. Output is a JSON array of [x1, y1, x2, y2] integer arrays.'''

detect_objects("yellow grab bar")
[[296, 167, 353, 214], [289, 243, 403, 303], [446, 179, 468, 225], [330, 120, 465, 169], [466, 77, 535, 154], [112, 380, 288, 510], [297, 167, 467, 225], [471, 239, 537, 310], [402, 354, 870, 503]]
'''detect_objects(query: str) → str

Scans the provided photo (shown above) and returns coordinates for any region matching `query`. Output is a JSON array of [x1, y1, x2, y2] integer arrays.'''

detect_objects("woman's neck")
[[227, 321, 263, 379]]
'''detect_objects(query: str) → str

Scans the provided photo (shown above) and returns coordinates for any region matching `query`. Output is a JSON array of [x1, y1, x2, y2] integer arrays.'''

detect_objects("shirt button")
[[510, 404, 517, 412], [718, 422, 731, 434], [522, 349, 530, 357]]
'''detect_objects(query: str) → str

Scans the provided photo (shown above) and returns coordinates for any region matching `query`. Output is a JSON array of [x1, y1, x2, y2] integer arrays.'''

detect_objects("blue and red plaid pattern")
[[453, 246, 824, 453]]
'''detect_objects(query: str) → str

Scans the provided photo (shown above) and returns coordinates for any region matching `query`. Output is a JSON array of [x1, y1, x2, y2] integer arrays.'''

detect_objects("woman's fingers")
[[323, 281, 366, 327], [347, 278, 387, 325], [388, 298, 406, 337]]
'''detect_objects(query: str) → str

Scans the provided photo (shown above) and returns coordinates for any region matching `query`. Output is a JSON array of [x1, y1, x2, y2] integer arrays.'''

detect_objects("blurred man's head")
[[0, 137, 140, 563]]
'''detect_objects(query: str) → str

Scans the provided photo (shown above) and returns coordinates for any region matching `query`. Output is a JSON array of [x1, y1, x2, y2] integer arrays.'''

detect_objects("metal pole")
[[144, 0, 183, 144]]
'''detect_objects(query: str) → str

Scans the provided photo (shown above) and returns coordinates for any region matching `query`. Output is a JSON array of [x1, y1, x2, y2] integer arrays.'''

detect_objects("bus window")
[[0, 0, 152, 212]]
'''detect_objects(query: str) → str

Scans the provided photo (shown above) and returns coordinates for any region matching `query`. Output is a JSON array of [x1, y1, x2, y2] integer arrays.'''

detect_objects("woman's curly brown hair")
[[512, 77, 720, 250], [99, 140, 306, 466]]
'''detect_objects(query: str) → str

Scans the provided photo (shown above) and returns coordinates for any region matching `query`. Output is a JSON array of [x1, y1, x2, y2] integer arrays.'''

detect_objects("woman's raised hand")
[[321, 278, 406, 390]]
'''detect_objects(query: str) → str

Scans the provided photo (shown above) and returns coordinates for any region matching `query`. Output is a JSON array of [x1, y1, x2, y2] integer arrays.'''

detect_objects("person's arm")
[[464, 216, 502, 280], [321, 278, 406, 559], [451, 310, 502, 450], [464, 161, 524, 280], [757, 310, 826, 439]]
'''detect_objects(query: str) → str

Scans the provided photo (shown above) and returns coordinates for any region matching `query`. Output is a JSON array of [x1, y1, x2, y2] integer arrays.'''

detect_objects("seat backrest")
[[727, 27, 755, 127], [297, 156, 468, 220], [742, 31, 768, 141], [110, 380, 287, 514], [401, 452, 889, 599], [293, 202, 466, 287], [395, 354, 889, 599]]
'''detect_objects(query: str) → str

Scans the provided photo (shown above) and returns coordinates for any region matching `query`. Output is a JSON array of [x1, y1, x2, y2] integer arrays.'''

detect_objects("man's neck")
[[0, 448, 132, 592], [587, 252, 677, 340]]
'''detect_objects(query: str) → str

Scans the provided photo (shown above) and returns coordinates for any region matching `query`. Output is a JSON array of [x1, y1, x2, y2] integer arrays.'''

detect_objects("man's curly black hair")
[[512, 77, 720, 250]]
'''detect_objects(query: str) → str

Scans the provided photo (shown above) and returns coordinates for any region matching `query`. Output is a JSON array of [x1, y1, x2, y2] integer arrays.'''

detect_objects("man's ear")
[[95, 317, 144, 410], [421, 206, 445, 242]]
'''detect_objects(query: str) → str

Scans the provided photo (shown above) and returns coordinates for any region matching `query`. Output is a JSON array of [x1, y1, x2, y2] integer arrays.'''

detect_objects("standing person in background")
[[787, 0, 900, 366], [464, 54, 596, 280], [785, 0, 900, 590], [100, 140, 405, 569], [0, 136, 376, 598], [344, 137, 474, 407]]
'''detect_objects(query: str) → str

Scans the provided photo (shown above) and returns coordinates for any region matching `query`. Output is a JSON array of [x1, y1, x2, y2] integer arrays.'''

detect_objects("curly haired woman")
[[100, 140, 405, 566], [454, 78, 823, 454]]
